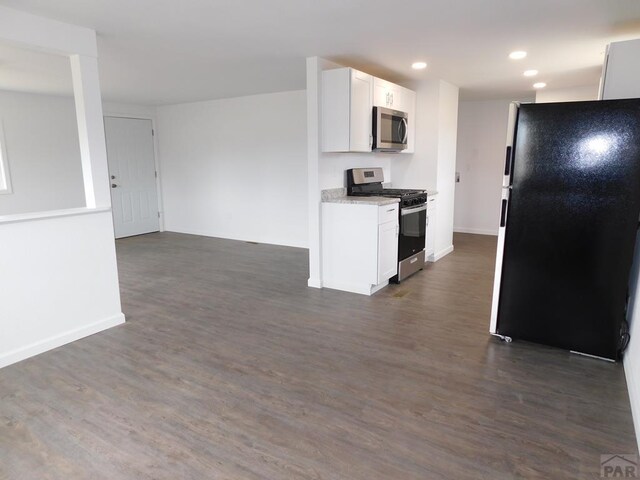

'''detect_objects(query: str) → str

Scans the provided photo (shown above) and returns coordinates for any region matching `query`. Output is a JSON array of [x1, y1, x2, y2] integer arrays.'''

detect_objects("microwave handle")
[[399, 118, 408, 143]]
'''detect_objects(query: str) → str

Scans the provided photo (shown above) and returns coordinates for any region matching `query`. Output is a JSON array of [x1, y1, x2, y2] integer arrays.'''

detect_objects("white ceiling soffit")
[[0, 0, 639, 104], [0, 43, 73, 96]]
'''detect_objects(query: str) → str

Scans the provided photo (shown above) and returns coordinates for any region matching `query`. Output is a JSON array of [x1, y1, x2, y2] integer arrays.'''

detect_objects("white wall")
[[454, 97, 535, 236], [434, 81, 459, 257], [455, 89, 596, 236], [103, 102, 157, 119], [626, 233, 640, 454], [535, 85, 598, 103], [454, 99, 512, 235], [0, 90, 85, 215], [156, 90, 308, 248], [0, 6, 124, 369], [391, 81, 439, 191], [601, 37, 640, 453], [320, 153, 393, 191], [392, 80, 459, 260], [0, 210, 123, 368]]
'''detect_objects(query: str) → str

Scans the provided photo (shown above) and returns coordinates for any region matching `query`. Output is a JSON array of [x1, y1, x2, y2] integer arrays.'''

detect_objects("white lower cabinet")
[[322, 202, 399, 295], [378, 220, 399, 283], [426, 195, 437, 261]]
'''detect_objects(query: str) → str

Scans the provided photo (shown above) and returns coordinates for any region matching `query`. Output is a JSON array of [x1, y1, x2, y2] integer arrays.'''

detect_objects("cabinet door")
[[374, 78, 402, 108], [378, 220, 399, 283], [373, 78, 390, 107], [601, 39, 640, 100], [387, 83, 402, 109], [350, 69, 373, 152]]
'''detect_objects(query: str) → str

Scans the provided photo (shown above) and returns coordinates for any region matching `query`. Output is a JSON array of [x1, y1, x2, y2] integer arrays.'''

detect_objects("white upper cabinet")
[[321, 67, 416, 154], [322, 67, 373, 153], [600, 39, 640, 100], [373, 77, 403, 110]]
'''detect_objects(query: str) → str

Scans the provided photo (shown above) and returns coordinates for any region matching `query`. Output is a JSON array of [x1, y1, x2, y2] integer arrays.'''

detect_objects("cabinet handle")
[[387, 208, 395, 212], [390, 93, 394, 105]]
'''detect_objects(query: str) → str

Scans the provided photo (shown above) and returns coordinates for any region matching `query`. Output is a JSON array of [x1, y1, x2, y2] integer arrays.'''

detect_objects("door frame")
[[102, 112, 164, 232]]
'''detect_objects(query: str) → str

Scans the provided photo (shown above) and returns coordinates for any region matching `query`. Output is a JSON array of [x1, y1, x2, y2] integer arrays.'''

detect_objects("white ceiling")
[[1, 0, 640, 104]]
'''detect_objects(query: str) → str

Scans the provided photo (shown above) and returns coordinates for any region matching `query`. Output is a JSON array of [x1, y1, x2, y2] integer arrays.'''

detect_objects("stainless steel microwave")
[[372, 106, 408, 152]]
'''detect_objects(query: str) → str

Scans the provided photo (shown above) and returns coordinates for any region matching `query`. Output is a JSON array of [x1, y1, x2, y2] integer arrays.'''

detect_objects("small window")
[[0, 122, 12, 195]]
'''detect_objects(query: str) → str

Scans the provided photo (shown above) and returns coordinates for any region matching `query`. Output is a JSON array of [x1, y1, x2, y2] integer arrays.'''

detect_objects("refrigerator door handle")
[[490, 186, 511, 334], [504, 146, 512, 176], [499, 199, 508, 227], [502, 102, 519, 188]]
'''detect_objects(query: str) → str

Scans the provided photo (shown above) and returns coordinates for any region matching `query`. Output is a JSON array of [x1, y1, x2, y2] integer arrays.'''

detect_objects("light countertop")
[[321, 188, 399, 206], [323, 195, 400, 206], [321, 187, 435, 206]]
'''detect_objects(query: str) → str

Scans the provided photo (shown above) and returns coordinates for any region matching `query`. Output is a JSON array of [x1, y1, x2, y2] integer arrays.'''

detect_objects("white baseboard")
[[454, 227, 498, 236], [307, 277, 322, 288], [624, 356, 640, 454], [164, 227, 308, 249], [431, 245, 454, 262], [0, 313, 126, 369], [322, 279, 386, 296]]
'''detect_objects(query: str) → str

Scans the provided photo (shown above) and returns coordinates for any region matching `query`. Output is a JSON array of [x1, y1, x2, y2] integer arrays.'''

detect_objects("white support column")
[[306, 57, 322, 288], [70, 54, 111, 208]]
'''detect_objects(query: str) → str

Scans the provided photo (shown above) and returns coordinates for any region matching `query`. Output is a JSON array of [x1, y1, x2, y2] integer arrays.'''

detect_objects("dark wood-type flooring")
[[0, 232, 636, 479]]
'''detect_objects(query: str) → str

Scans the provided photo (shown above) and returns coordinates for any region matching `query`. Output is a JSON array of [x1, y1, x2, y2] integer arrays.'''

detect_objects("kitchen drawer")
[[378, 204, 399, 224], [427, 196, 437, 212]]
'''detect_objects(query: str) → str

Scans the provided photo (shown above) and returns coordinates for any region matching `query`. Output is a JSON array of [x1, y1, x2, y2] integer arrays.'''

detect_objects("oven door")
[[399, 203, 427, 261]]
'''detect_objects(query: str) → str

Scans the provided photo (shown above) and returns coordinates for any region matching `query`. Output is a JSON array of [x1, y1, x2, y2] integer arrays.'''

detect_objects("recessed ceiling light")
[[412, 61, 427, 70], [533, 82, 547, 89], [523, 69, 538, 77], [509, 51, 527, 60]]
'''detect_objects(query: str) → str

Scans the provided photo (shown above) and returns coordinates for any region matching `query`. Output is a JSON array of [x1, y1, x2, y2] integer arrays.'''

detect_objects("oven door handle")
[[401, 204, 427, 215]]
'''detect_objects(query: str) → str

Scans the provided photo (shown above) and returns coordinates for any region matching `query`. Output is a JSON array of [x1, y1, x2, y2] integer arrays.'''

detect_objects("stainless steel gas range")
[[347, 168, 427, 282]]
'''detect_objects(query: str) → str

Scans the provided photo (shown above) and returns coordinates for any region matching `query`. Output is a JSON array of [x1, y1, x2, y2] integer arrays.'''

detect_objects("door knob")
[[111, 183, 119, 188]]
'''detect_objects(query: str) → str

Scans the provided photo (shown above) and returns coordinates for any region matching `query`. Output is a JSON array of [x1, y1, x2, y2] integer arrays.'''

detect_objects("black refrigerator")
[[490, 99, 640, 361]]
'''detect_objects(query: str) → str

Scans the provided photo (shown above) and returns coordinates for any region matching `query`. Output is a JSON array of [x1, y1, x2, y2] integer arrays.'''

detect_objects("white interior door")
[[104, 117, 160, 239]]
